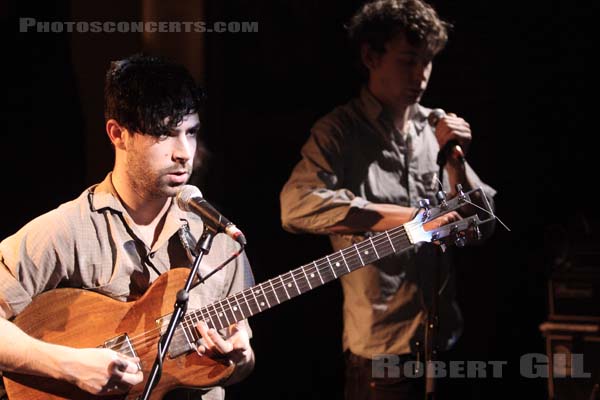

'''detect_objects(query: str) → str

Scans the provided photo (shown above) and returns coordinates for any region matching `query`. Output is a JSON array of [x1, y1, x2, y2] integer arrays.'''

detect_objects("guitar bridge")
[[102, 334, 142, 371]]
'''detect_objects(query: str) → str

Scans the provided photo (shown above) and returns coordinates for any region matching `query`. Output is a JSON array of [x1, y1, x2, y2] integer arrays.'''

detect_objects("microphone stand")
[[139, 226, 217, 400], [423, 146, 456, 400]]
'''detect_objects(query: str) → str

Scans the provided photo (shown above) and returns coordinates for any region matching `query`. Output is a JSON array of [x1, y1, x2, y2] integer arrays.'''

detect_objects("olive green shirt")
[[280, 88, 496, 358], [0, 173, 254, 399]]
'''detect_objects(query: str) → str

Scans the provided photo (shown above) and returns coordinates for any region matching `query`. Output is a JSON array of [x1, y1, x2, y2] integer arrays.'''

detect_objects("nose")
[[172, 134, 194, 164], [413, 60, 432, 88]]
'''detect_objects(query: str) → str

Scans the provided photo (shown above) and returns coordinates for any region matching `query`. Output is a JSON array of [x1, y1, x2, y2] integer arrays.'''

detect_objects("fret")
[[301, 266, 313, 290], [290, 270, 303, 295], [339, 249, 350, 273], [178, 225, 417, 343], [385, 230, 397, 253], [333, 255, 350, 275], [249, 286, 262, 312], [239, 289, 254, 317], [226, 296, 244, 322], [218, 299, 235, 326], [180, 321, 195, 348], [279, 275, 292, 299], [211, 303, 226, 330], [200, 307, 215, 330], [324, 255, 337, 281], [187, 309, 199, 327], [327, 256, 338, 278], [258, 284, 272, 308], [187, 321, 200, 343], [314, 261, 326, 283], [268, 279, 281, 304], [369, 236, 380, 259], [356, 241, 377, 265], [354, 244, 365, 267]]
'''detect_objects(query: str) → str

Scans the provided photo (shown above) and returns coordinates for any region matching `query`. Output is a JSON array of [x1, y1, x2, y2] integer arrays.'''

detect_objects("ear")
[[106, 119, 128, 150], [360, 43, 380, 72]]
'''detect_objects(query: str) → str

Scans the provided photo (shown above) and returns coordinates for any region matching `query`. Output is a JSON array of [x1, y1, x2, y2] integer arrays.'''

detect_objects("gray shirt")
[[0, 173, 254, 399], [280, 87, 496, 358]]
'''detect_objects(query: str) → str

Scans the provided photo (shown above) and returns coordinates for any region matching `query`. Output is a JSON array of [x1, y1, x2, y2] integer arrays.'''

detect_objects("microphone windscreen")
[[176, 185, 202, 211], [427, 108, 446, 127]]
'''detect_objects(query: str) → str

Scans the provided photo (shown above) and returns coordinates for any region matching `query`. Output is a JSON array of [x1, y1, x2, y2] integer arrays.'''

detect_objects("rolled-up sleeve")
[[280, 119, 370, 235], [0, 210, 72, 318]]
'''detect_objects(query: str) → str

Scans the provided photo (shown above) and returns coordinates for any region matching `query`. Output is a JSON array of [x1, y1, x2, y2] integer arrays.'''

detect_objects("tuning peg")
[[436, 190, 448, 209], [451, 225, 466, 247], [471, 220, 482, 240], [418, 199, 431, 222], [455, 184, 467, 203]]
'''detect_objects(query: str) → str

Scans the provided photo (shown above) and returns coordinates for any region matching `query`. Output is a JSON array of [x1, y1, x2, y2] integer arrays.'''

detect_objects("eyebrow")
[[187, 123, 201, 131]]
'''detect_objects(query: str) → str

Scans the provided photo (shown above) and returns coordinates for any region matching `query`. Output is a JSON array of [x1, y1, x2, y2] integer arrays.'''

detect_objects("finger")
[[197, 321, 220, 355], [119, 370, 144, 386], [109, 365, 143, 387], [197, 321, 216, 349], [206, 327, 234, 354], [112, 353, 140, 374]]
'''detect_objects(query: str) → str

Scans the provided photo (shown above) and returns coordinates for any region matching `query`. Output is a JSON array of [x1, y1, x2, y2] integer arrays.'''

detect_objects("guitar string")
[[178, 229, 413, 335], [107, 226, 415, 350], [106, 226, 415, 352]]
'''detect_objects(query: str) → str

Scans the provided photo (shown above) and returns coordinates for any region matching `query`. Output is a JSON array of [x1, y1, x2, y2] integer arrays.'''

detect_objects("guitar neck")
[[185, 225, 412, 331]]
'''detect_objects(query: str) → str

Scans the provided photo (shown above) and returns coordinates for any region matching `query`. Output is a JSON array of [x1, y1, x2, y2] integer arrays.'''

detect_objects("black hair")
[[347, 0, 451, 57], [104, 53, 205, 137]]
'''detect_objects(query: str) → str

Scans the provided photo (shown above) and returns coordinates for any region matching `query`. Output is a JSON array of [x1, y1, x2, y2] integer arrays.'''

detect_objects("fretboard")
[[176, 224, 412, 338]]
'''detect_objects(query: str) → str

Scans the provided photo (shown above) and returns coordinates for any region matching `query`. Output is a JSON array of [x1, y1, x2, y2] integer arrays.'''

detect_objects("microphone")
[[427, 108, 466, 165], [176, 185, 247, 246]]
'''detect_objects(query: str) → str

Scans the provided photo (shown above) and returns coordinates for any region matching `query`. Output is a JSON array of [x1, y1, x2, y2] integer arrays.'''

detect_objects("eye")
[[186, 128, 199, 137]]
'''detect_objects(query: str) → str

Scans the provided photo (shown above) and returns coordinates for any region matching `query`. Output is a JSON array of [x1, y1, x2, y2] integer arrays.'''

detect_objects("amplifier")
[[540, 321, 600, 400], [548, 271, 600, 322]]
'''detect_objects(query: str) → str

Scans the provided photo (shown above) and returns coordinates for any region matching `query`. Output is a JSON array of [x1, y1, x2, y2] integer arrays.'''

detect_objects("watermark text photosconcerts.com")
[[19, 18, 259, 34]]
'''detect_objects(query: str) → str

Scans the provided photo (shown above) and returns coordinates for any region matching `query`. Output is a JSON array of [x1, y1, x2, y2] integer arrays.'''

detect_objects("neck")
[[111, 171, 171, 227], [367, 82, 412, 132]]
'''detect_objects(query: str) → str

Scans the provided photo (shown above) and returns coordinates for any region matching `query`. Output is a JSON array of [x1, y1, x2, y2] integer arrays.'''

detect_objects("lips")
[[167, 170, 189, 183]]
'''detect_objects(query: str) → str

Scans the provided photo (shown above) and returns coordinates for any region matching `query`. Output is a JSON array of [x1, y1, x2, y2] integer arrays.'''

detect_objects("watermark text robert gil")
[[373, 353, 591, 379]]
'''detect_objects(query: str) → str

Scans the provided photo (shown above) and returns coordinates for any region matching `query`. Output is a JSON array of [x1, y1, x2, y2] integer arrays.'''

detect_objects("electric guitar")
[[3, 187, 493, 400]]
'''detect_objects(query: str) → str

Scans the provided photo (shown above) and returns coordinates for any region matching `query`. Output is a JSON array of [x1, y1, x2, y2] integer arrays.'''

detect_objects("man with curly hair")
[[0, 54, 255, 400], [280, 0, 496, 398]]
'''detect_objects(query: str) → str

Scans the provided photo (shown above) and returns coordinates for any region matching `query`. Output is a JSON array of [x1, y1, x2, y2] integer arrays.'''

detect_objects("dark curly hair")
[[104, 53, 205, 137], [347, 0, 451, 59]]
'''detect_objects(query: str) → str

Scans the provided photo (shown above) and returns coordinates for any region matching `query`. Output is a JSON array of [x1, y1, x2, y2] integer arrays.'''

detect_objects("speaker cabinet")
[[540, 322, 600, 399]]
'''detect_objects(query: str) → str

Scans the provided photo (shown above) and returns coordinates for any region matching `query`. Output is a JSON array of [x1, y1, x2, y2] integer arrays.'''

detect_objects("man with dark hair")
[[0, 54, 254, 400], [280, 0, 496, 398]]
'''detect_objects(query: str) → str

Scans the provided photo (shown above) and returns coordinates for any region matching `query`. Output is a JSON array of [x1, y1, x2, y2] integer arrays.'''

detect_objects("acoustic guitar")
[[3, 187, 493, 399]]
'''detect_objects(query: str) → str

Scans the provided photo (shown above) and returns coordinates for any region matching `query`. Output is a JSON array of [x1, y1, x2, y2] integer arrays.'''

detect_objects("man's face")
[[125, 113, 200, 199], [366, 34, 434, 108]]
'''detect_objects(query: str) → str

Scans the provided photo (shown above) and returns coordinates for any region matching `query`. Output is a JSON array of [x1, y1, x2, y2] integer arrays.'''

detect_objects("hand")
[[423, 211, 462, 232], [196, 321, 251, 364], [60, 347, 143, 395], [434, 112, 472, 155]]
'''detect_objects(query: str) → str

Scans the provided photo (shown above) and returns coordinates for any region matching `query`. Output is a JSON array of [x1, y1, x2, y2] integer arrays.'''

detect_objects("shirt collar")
[[89, 173, 190, 250], [359, 86, 430, 137]]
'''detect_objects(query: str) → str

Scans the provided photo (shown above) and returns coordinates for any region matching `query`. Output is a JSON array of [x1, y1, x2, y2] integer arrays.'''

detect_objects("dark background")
[[0, 0, 594, 399]]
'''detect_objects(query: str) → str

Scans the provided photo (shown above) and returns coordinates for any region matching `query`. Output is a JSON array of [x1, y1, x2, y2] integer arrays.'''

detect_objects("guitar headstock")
[[403, 185, 495, 249]]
